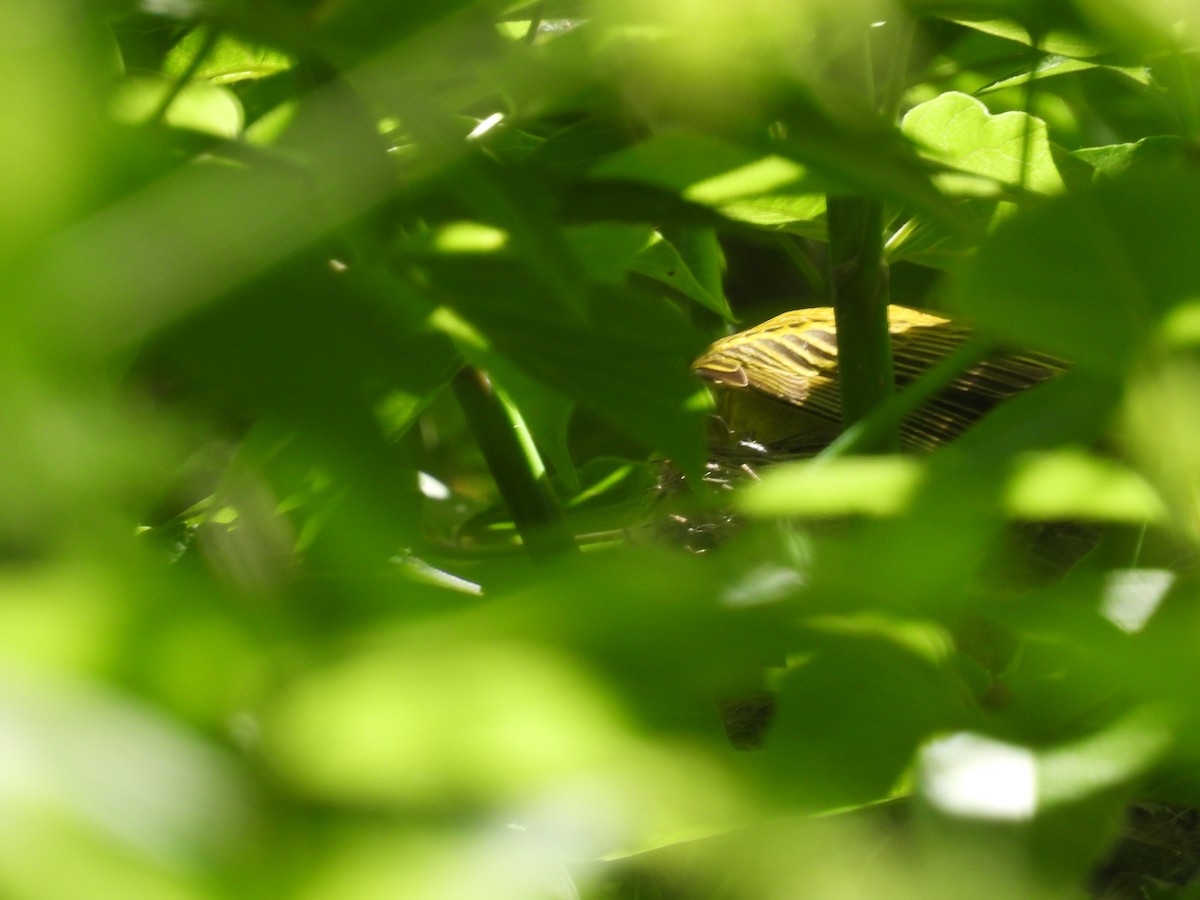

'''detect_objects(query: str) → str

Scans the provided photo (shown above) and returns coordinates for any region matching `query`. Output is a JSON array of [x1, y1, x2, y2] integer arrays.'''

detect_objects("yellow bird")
[[693, 305, 1064, 456]]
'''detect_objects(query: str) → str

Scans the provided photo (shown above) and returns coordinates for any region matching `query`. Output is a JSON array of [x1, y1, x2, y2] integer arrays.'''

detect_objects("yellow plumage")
[[693, 305, 1064, 455]]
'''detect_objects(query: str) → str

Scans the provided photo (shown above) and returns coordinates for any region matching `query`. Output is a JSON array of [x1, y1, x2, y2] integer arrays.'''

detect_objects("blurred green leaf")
[[0, 667, 252, 894], [950, 17, 1105, 58], [111, 75, 245, 136], [132, 257, 451, 559], [737, 456, 924, 519], [590, 131, 824, 204], [947, 165, 1200, 372], [420, 255, 709, 474], [0, 0, 110, 255], [263, 636, 638, 805], [10, 1, 1200, 895], [1004, 450, 1165, 522], [563, 222, 652, 284], [755, 637, 966, 810]]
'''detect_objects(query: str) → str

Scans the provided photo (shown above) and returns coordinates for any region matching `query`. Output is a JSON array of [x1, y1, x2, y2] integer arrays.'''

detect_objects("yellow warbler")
[[693, 305, 1064, 455]]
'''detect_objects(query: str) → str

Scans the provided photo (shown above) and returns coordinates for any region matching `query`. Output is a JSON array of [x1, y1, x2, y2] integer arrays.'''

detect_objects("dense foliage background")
[[9, 0, 1200, 896]]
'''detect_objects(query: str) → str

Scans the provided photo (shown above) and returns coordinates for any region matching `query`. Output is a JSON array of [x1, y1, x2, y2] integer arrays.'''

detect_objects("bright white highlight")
[[1100, 569, 1173, 634], [920, 733, 1037, 821], [418, 471, 450, 500], [467, 113, 505, 139]]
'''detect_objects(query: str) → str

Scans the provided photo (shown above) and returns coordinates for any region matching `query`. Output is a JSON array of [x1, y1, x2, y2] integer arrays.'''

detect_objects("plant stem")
[[826, 196, 897, 452], [817, 336, 993, 460], [523, 2, 544, 45], [452, 366, 578, 562]]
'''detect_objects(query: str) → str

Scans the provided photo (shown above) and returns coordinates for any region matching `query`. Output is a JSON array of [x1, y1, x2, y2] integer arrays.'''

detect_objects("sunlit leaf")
[[590, 131, 823, 200], [164, 27, 295, 84], [1003, 449, 1165, 522], [111, 75, 244, 137], [901, 91, 1063, 195], [978, 54, 1151, 93], [717, 194, 827, 236], [737, 456, 924, 518]]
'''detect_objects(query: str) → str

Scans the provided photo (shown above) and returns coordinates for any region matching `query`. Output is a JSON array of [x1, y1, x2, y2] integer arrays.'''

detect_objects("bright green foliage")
[[7, 1, 1200, 898]]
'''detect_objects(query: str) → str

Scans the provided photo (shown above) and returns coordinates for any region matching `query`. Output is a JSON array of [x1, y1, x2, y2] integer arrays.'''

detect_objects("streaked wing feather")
[[693, 305, 1066, 453], [694, 310, 842, 417]]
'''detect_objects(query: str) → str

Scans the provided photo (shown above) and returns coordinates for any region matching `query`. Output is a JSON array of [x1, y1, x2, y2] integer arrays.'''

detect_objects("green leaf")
[[769, 92, 966, 230], [735, 447, 1158, 523], [886, 199, 1014, 269], [901, 91, 1063, 195], [526, 114, 637, 177], [632, 232, 732, 318], [1072, 135, 1187, 180], [591, 131, 828, 211], [164, 27, 294, 84], [657, 226, 727, 316], [737, 457, 925, 519], [421, 255, 709, 475], [111, 75, 244, 137], [951, 17, 1104, 58], [947, 166, 1200, 372], [432, 306, 580, 492], [587, 133, 828, 238], [592, 132, 798, 193], [978, 54, 1152, 93], [262, 637, 636, 805], [1003, 450, 1165, 522], [717, 194, 827, 237], [135, 257, 446, 551], [756, 637, 963, 810], [450, 154, 589, 315], [564, 222, 654, 284]]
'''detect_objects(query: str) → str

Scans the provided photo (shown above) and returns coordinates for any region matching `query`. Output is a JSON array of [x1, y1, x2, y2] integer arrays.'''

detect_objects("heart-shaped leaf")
[[902, 91, 1063, 195]]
